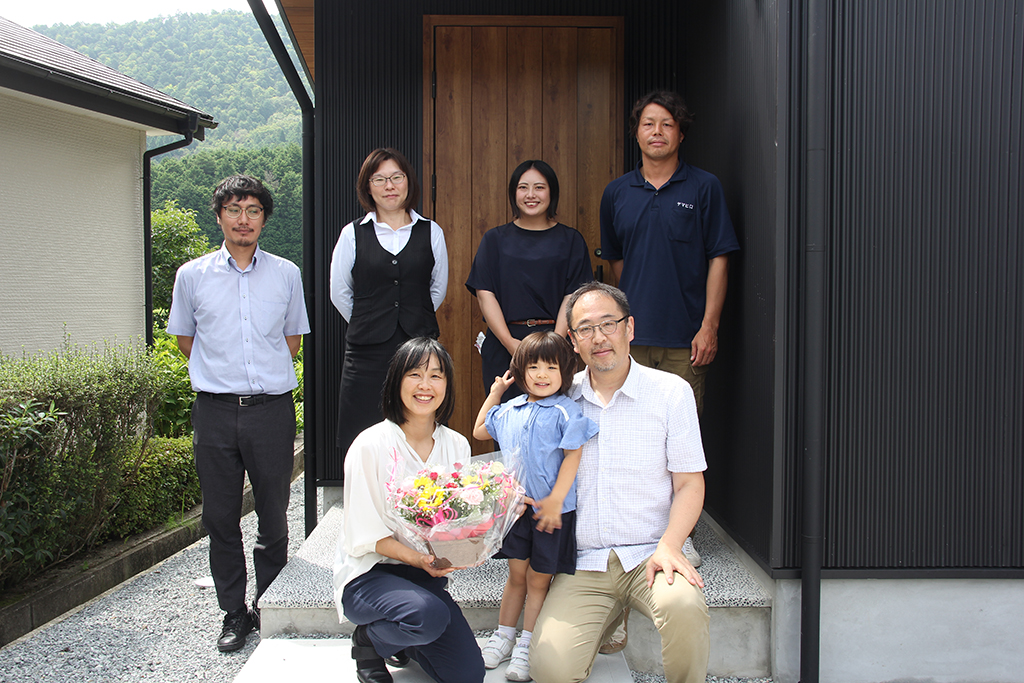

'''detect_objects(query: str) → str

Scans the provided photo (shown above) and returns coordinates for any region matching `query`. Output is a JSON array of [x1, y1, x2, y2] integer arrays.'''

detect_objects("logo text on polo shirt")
[[677, 202, 694, 210]]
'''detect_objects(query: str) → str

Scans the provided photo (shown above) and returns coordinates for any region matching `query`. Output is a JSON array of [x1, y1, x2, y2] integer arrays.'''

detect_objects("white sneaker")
[[505, 644, 531, 681], [481, 631, 515, 669], [682, 536, 702, 568]]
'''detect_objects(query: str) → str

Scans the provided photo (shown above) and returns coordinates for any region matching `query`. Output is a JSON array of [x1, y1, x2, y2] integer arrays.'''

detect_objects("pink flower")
[[460, 487, 484, 506]]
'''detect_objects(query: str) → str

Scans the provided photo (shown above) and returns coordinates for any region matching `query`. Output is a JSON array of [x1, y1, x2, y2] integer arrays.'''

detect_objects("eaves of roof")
[[0, 16, 217, 139]]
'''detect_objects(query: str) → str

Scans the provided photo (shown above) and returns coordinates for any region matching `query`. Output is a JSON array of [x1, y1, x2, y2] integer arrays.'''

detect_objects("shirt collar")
[[216, 242, 262, 273], [571, 356, 642, 406], [362, 209, 424, 230], [629, 159, 689, 187], [506, 393, 563, 408]]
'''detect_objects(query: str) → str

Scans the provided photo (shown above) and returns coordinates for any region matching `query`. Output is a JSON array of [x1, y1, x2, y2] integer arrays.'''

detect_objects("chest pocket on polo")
[[668, 203, 699, 243]]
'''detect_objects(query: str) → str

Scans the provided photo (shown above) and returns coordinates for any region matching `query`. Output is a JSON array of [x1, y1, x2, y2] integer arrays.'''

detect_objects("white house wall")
[[0, 89, 146, 355]]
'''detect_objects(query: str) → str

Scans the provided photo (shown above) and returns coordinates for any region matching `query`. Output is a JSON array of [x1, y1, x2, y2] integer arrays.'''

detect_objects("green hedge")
[[108, 437, 200, 538], [0, 339, 162, 589], [0, 328, 302, 590]]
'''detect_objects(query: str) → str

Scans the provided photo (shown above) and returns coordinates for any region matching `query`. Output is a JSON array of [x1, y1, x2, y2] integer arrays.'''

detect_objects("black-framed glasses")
[[222, 205, 264, 219], [369, 173, 408, 187], [570, 316, 628, 340]]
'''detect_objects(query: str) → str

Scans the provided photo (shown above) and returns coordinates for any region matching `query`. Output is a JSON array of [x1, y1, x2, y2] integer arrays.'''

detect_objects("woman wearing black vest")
[[330, 148, 448, 459]]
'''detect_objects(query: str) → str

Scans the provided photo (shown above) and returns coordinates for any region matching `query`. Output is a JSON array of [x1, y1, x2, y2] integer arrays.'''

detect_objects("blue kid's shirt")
[[485, 393, 598, 513]]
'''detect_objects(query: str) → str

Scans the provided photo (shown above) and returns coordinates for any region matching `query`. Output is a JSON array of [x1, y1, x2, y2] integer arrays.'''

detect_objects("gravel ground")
[[0, 475, 317, 683], [0, 474, 771, 683]]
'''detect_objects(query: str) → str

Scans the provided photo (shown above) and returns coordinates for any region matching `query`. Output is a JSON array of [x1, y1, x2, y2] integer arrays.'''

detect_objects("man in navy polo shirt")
[[599, 90, 737, 592], [168, 174, 309, 652]]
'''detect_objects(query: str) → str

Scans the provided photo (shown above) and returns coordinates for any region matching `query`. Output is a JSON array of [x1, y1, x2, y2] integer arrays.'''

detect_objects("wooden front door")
[[423, 16, 623, 451]]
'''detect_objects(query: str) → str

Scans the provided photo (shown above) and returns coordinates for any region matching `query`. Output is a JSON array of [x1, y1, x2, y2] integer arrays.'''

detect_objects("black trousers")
[[343, 564, 485, 683], [192, 392, 295, 613]]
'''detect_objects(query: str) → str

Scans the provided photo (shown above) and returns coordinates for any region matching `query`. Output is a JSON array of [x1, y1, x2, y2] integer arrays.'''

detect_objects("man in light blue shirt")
[[168, 175, 309, 652]]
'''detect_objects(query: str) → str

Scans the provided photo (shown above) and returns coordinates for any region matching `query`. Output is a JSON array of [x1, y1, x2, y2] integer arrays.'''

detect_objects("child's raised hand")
[[489, 370, 515, 397], [533, 495, 564, 533]]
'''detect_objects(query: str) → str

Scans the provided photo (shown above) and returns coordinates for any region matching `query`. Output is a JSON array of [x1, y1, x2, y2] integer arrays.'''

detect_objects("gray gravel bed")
[[0, 475, 318, 683]]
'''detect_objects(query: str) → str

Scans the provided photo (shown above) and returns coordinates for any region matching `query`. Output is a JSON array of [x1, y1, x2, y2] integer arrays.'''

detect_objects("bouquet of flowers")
[[386, 452, 525, 568]]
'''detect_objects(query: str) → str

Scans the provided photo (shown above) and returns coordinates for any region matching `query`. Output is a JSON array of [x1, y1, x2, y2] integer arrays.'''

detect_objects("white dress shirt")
[[329, 210, 449, 322]]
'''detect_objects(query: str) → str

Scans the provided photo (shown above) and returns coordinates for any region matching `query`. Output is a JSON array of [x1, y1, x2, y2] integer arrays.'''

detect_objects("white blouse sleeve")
[[329, 221, 358, 322], [340, 428, 395, 558], [429, 220, 449, 311]]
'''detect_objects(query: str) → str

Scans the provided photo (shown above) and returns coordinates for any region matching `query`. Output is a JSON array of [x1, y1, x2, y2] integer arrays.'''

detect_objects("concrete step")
[[234, 637, 632, 683], [259, 507, 772, 678]]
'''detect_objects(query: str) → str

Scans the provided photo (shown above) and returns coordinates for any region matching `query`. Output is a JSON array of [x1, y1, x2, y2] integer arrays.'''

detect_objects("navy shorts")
[[495, 509, 576, 575]]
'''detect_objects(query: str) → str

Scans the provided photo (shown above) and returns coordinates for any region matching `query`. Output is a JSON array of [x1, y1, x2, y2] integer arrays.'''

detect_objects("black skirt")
[[335, 326, 411, 454]]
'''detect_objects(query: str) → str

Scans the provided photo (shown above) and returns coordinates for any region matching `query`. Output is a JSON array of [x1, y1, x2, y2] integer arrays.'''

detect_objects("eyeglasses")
[[222, 205, 264, 219], [369, 173, 407, 187], [570, 316, 628, 340]]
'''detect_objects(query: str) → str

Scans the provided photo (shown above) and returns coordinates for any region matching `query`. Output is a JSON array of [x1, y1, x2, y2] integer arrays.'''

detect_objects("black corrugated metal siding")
[[825, 0, 1024, 570], [313, 0, 689, 482], [682, 0, 792, 570]]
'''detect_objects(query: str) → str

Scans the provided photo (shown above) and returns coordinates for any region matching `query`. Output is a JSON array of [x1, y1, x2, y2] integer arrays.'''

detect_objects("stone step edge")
[[260, 505, 772, 619]]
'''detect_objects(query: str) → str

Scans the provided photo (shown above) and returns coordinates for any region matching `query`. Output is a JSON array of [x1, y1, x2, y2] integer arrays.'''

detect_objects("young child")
[[472, 331, 598, 682]]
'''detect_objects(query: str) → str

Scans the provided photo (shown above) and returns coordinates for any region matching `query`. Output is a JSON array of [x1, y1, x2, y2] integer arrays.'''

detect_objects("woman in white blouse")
[[329, 148, 449, 464], [333, 337, 484, 683]]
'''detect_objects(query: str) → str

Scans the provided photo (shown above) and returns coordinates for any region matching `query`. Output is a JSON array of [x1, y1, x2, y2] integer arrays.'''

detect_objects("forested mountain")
[[33, 11, 306, 269], [34, 10, 306, 152]]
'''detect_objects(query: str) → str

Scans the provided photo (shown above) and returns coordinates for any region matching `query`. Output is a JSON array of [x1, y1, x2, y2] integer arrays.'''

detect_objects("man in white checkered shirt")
[[530, 281, 709, 683]]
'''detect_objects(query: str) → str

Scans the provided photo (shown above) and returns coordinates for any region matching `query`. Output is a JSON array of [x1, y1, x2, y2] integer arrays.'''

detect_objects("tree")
[[152, 201, 213, 311]]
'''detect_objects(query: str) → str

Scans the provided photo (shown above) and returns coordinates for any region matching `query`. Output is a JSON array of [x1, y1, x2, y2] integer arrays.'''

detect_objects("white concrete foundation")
[[773, 577, 1024, 683]]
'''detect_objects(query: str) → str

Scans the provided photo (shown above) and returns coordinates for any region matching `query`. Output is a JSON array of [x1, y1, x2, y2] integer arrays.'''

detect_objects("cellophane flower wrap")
[[385, 451, 525, 568]]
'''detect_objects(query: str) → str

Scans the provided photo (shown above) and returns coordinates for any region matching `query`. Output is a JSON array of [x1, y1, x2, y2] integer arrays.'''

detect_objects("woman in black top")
[[330, 148, 449, 458], [465, 160, 592, 403]]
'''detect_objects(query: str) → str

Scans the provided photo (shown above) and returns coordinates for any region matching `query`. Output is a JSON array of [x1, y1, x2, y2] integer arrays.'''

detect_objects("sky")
[[0, 0, 272, 28]]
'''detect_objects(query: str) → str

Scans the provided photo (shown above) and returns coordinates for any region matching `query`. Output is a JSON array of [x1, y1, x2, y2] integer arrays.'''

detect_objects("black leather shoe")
[[385, 650, 411, 668], [250, 601, 261, 632], [217, 608, 254, 653], [352, 624, 393, 683]]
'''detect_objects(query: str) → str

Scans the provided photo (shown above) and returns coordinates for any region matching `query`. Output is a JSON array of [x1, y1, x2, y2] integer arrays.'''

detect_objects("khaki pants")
[[530, 551, 709, 683], [631, 345, 708, 416]]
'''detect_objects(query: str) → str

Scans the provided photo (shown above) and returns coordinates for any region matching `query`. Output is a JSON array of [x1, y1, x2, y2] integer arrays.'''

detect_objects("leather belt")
[[507, 319, 555, 326], [200, 392, 289, 407]]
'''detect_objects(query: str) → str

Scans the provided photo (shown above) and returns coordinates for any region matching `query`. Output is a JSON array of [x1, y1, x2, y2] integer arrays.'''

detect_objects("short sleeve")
[[699, 175, 740, 259], [664, 377, 707, 473], [600, 183, 624, 261], [166, 265, 197, 336], [283, 266, 310, 336], [557, 400, 599, 450], [465, 228, 500, 296], [484, 403, 507, 445]]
